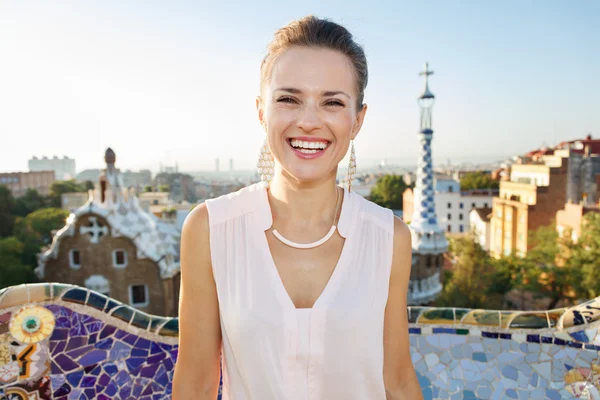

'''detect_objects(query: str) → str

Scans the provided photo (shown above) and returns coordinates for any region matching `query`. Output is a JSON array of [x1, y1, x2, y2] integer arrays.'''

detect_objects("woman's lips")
[[287, 138, 330, 160]]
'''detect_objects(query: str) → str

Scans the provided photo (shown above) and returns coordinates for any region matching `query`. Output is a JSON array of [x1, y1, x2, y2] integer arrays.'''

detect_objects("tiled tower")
[[408, 63, 449, 305]]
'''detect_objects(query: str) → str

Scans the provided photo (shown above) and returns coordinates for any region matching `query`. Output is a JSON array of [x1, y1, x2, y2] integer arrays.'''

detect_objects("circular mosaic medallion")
[[8, 305, 55, 344]]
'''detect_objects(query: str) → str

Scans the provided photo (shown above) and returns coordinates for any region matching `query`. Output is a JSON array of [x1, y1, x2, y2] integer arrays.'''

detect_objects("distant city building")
[[491, 156, 568, 257], [469, 207, 493, 251], [154, 172, 196, 203], [406, 63, 448, 305], [0, 171, 55, 197], [138, 192, 170, 209], [121, 169, 153, 190], [29, 155, 76, 180], [61, 192, 89, 212], [159, 163, 178, 174], [451, 169, 493, 182], [36, 148, 181, 317], [403, 176, 497, 234], [229, 158, 234, 172], [215, 158, 220, 172], [556, 202, 600, 243], [491, 135, 600, 257]]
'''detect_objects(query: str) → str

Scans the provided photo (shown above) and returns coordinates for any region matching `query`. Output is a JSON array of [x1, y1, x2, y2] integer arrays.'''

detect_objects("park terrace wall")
[[1, 283, 600, 399]]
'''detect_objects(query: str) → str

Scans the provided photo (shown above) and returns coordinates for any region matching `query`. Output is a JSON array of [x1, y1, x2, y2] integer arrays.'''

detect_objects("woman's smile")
[[287, 137, 331, 159]]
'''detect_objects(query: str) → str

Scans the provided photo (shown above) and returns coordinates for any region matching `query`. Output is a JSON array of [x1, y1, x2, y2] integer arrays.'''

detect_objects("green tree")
[[158, 184, 170, 193], [369, 174, 407, 210], [15, 208, 69, 245], [0, 237, 37, 289], [14, 188, 47, 217], [526, 224, 579, 309], [144, 185, 153, 192], [47, 180, 87, 207], [569, 212, 600, 299], [84, 180, 95, 191], [0, 185, 16, 237], [460, 172, 499, 191], [434, 234, 504, 309]]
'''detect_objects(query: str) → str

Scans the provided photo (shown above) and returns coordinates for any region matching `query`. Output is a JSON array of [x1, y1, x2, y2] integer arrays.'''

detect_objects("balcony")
[[1, 282, 598, 399]]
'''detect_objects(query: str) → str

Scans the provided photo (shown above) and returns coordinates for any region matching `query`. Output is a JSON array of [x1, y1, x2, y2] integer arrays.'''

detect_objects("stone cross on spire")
[[419, 62, 435, 100]]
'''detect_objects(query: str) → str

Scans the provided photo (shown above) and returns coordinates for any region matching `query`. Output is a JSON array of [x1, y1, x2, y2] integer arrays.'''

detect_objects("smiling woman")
[[173, 15, 422, 400]]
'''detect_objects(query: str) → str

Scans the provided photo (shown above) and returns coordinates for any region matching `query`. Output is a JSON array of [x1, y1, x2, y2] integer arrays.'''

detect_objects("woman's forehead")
[[269, 47, 356, 94]]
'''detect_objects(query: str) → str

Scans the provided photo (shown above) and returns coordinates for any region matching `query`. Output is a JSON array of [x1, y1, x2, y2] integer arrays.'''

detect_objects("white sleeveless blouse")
[[205, 182, 395, 400]]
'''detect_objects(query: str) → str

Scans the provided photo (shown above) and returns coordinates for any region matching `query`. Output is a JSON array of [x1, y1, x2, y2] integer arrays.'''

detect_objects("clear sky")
[[0, 1, 598, 173]]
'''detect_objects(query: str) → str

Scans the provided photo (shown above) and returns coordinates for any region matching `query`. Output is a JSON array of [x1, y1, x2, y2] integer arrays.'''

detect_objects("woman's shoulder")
[[351, 193, 396, 235], [203, 182, 265, 226]]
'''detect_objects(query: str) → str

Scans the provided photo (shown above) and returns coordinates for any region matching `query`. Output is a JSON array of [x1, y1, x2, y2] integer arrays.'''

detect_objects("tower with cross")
[[408, 63, 449, 305]]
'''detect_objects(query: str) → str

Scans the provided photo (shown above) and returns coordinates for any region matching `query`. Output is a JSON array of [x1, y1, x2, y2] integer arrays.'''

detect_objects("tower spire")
[[407, 63, 448, 306]]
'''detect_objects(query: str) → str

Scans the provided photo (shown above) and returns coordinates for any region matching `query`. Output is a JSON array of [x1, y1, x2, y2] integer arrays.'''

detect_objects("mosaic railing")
[[1, 283, 600, 399]]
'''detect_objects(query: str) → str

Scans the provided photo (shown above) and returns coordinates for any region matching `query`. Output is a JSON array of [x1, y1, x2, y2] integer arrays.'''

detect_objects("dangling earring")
[[257, 136, 274, 187], [347, 140, 356, 192]]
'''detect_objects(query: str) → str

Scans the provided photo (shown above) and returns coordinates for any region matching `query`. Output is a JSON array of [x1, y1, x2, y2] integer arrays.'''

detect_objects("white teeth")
[[290, 139, 328, 150]]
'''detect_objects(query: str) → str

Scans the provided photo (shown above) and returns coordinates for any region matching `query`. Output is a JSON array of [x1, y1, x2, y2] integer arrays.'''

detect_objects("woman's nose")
[[296, 103, 322, 132]]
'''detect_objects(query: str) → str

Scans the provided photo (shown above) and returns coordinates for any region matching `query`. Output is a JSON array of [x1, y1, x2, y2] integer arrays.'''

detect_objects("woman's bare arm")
[[173, 203, 222, 399], [383, 217, 423, 400]]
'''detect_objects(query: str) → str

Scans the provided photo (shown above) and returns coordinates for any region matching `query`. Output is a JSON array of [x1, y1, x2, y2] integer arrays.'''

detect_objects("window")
[[112, 249, 128, 268], [447, 225, 451, 232], [447, 213, 451, 220], [449, 186, 453, 193], [129, 285, 149, 307], [426, 256, 432, 268], [459, 203, 464, 209], [447, 202, 451, 209], [484, 203, 488, 208], [472, 202, 476, 208], [153, 199, 159, 205], [459, 214, 463, 220], [69, 249, 81, 269]]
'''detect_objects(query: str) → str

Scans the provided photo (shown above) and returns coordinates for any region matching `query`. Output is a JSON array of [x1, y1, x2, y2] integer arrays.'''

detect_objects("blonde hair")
[[260, 15, 368, 110]]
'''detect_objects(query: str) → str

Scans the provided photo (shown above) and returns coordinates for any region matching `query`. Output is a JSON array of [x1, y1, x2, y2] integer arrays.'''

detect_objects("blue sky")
[[0, 1, 598, 173]]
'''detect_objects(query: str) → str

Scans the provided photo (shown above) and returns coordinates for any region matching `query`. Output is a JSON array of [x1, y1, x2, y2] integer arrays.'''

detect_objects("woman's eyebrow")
[[274, 88, 350, 98]]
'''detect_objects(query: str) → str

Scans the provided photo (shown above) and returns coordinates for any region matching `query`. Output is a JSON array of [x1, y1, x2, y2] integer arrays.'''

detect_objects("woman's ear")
[[352, 103, 368, 139], [256, 96, 265, 130]]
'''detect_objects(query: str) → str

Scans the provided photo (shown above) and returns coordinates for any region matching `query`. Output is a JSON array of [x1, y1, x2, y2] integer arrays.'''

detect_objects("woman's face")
[[257, 46, 367, 184]]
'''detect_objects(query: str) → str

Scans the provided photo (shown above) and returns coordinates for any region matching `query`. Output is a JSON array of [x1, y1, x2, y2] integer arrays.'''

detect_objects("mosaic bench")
[[1, 283, 600, 399]]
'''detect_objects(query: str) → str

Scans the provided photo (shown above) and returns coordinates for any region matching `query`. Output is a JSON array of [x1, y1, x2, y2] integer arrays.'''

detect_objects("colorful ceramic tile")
[[158, 319, 179, 337], [0, 285, 29, 309], [26, 284, 53, 304], [3, 375, 52, 399], [508, 312, 551, 329], [9, 305, 55, 344], [0, 334, 10, 371], [4, 282, 600, 399], [559, 298, 600, 329], [62, 288, 89, 305], [49, 283, 73, 300], [14, 342, 50, 380], [417, 308, 456, 324]]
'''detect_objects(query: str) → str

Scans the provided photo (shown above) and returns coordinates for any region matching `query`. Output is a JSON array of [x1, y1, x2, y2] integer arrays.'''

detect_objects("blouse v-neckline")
[[256, 183, 356, 312]]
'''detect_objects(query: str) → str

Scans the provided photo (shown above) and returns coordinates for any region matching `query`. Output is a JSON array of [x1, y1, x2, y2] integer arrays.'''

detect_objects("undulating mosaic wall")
[[1, 283, 600, 399]]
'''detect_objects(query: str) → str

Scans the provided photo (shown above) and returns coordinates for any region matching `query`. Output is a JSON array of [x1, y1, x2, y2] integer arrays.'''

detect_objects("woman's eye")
[[277, 97, 296, 103], [326, 100, 344, 107]]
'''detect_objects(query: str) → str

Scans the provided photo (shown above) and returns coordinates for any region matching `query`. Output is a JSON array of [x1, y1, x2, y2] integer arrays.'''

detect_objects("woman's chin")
[[281, 166, 331, 184]]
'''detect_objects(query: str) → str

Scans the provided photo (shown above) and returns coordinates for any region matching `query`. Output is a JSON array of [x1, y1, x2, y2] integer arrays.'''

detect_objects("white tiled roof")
[[36, 166, 180, 280]]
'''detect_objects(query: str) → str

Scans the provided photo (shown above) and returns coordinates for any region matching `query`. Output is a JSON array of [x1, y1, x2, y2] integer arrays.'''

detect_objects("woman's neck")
[[267, 171, 341, 230]]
